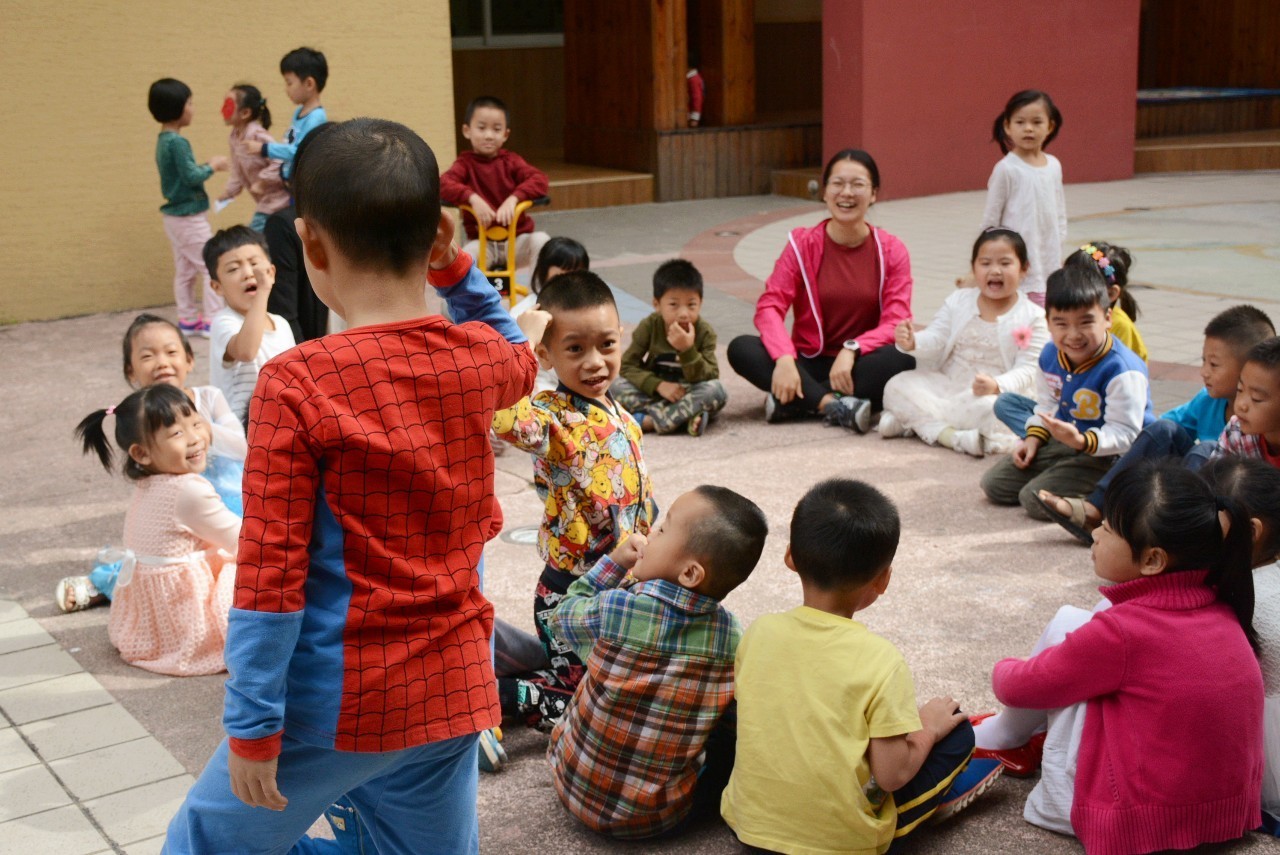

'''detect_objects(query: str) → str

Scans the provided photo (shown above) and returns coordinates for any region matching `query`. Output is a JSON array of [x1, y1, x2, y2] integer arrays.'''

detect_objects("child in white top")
[[73, 384, 240, 676], [204, 226, 296, 423], [881, 228, 1048, 456], [981, 90, 1067, 305]]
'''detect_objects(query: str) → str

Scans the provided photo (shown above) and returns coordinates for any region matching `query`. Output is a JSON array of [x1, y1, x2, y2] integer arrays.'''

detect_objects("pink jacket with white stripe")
[[754, 221, 913, 360]]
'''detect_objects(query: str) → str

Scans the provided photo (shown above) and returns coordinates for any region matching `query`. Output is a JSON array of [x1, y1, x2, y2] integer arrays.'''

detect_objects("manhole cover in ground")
[[501, 525, 541, 545]]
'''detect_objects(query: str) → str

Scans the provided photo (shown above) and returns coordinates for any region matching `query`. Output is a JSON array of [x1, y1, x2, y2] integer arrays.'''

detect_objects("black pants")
[[726, 335, 914, 414], [498, 565, 586, 731]]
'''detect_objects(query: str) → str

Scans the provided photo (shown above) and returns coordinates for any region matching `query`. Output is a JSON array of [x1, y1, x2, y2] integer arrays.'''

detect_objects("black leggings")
[[726, 334, 914, 414]]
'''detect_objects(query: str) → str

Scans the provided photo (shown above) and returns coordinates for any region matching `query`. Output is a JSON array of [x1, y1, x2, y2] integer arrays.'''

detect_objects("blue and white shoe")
[[931, 757, 1003, 824], [478, 727, 507, 773]]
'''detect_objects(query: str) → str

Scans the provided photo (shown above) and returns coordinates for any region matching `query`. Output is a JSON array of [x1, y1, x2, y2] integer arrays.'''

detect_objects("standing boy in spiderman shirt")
[[164, 117, 540, 854]]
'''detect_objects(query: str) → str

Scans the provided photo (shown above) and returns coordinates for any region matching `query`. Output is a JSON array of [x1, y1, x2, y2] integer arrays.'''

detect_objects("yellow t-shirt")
[[721, 606, 922, 855], [1110, 306, 1148, 362]]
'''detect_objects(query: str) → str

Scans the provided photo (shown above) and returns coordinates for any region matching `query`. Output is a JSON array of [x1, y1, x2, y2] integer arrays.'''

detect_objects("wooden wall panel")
[[452, 48, 565, 160], [694, 0, 757, 125], [1137, 98, 1280, 137], [756, 22, 821, 118], [1139, 0, 1280, 88], [655, 121, 821, 200]]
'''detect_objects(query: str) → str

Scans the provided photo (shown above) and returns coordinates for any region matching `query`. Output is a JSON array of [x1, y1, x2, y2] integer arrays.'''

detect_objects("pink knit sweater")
[[993, 571, 1263, 855]]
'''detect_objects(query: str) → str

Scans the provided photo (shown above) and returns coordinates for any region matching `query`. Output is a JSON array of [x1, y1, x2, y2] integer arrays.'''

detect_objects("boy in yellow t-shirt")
[[721, 479, 1002, 854]]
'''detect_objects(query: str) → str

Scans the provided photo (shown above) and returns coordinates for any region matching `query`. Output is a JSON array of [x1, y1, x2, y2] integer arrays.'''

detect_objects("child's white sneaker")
[[877, 411, 906, 438], [951, 428, 984, 458]]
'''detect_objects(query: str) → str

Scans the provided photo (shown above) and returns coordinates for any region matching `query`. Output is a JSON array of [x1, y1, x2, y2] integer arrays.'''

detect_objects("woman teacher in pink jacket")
[[727, 148, 915, 433]]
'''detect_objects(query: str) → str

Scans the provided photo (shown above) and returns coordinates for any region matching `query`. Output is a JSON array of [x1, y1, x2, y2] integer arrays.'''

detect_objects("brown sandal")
[[1033, 492, 1096, 546]]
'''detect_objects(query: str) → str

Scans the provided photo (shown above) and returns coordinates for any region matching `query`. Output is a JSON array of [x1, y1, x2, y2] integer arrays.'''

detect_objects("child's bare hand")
[[1012, 436, 1041, 469], [516, 308, 552, 346], [1040, 413, 1086, 451], [253, 265, 275, 296], [610, 532, 647, 570], [972, 373, 999, 396], [495, 196, 519, 226], [918, 696, 965, 742], [228, 752, 288, 811], [468, 194, 496, 228], [656, 381, 686, 403], [894, 320, 915, 352], [249, 180, 265, 196], [209, 155, 230, 172], [666, 319, 696, 352]]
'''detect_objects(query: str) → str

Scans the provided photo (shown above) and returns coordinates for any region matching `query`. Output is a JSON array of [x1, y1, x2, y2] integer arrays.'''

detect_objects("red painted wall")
[[822, 0, 1140, 200]]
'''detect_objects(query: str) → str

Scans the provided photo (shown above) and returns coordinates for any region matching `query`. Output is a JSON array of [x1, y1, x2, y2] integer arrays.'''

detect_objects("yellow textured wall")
[[0, 0, 456, 324]]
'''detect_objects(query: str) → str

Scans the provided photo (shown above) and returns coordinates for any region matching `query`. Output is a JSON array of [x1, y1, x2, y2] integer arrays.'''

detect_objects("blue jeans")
[[164, 732, 480, 854], [993, 393, 1036, 438], [1086, 419, 1215, 510]]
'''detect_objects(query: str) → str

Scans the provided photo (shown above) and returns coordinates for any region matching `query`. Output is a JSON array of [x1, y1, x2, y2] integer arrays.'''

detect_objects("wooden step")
[[771, 167, 821, 200], [541, 160, 654, 211], [1135, 129, 1280, 173]]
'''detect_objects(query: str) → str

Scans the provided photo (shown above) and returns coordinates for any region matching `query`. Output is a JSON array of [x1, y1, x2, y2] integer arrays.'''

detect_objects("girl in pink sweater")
[[992, 460, 1263, 854]]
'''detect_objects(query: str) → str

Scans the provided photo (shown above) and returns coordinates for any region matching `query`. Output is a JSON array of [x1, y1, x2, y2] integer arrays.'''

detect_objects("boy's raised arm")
[[550, 537, 646, 662]]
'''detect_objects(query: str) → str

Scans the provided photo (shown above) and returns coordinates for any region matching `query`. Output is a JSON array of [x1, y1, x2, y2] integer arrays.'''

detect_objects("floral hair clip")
[[1079, 243, 1116, 284]]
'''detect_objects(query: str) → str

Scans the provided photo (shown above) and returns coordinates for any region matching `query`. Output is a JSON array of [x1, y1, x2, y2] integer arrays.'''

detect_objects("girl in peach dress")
[[74, 384, 239, 676]]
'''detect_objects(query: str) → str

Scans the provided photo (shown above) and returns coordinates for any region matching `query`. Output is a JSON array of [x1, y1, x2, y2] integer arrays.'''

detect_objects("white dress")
[[882, 316, 1016, 451], [1255, 562, 1280, 817], [981, 152, 1068, 297]]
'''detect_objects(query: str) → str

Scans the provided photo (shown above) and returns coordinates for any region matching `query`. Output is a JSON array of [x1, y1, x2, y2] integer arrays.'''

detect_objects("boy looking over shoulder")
[[548, 486, 767, 838], [441, 95, 550, 270], [203, 226, 296, 424], [163, 117, 538, 854], [612, 259, 728, 436], [722, 479, 1001, 854]]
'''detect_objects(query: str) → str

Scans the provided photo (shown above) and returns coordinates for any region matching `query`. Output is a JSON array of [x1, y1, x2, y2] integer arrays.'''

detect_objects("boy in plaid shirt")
[[547, 486, 768, 838]]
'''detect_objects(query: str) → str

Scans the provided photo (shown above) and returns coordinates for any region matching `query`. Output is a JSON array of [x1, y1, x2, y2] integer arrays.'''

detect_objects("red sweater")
[[993, 571, 1263, 855], [440, 149, 549, 240]]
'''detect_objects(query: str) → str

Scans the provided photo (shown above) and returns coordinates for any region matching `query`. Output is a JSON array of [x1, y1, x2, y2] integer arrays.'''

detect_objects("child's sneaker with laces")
[[823, 395, 872, 434], [178, 318, 210, 338], [931, 757, 1003, 824]]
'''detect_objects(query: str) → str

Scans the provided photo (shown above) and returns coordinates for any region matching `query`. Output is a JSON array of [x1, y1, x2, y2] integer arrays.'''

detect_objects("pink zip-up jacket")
[[220, 122, 289, 215], [755, 221, 913, 360]]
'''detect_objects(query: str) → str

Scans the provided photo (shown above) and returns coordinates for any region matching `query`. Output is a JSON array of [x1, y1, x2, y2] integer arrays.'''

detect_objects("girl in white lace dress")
[[75, 384, 239, 676], [880, 228, 1048, 456]]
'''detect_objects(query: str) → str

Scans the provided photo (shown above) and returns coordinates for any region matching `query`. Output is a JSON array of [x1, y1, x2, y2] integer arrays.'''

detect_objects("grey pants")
[[980, 438, 1114, 520], [611, 377, 728, 433]]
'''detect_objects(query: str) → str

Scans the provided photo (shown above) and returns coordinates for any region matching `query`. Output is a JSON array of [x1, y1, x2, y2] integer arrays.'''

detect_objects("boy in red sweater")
[[441, 95, 549, 273]]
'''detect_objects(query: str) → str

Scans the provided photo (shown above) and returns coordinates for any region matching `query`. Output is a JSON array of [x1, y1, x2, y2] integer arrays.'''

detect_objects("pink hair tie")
[[105, 406, 116, 416]]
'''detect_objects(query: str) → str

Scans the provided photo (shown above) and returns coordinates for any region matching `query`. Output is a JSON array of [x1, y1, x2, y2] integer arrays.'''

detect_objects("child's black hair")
[[122, 314, 194, 382], [1103, 460, 1257, 651], [686, 485, 769, 600], [148, 78, 191, 123], [464, 95, 510, 125], [1044, 265, 1108, 315], [789, 479, 900, 591], [1200, 456, 1280, 567], [531, 237, 590, 295], [293, 118, 439, 276], [1204, 305, 1275, 359], [76, 385, 198, 481], [1066, 242, 1138, 320], [203, 225, 270, 280], [1244, 336, 1280, 372], [537, 271, 617, 315], [653, 259, 704, 300], [280, 47, 328, 92], [822, 148, 880, 191], [231, 83, 272, 131], [970, 227, 1029, 268], [992, 89, 1062, 155]]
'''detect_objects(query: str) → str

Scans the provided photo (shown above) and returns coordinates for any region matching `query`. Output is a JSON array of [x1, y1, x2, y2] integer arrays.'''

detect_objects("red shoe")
[[972, 731, 1047, 778]]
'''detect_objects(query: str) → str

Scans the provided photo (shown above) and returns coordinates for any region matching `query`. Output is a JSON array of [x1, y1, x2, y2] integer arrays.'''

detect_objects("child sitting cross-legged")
[[721, 479, 1002, 853], [547, 485, 768, 838], [981, 265, 1154, 519], [611, 259, 728, 436], [492, 272, 657, 733]]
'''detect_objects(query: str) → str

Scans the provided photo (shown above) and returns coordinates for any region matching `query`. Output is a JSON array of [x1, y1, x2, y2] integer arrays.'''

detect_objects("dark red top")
[[814, 230, 881, 356], [440, 149, 550, 240]]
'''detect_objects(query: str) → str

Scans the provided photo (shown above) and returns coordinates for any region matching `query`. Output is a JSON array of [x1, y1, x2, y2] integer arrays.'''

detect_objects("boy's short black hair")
[[1205, 305, 1275, 359], [280, 47, 328, 92], [653, 259, 704, 300], [464, 95, 509, 125], [537, 271, 617, 315], [148, 78, 191, 122], [685, 485, 768, 600], [293, 118, 440, 276], [1044, 265, 1108, 314], [789, 479, 900, 591], [203, 225, 270, 279], [1245, 337, 1280, 373]]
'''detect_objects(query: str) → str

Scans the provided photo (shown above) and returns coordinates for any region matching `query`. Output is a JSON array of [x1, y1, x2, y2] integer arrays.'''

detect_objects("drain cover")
[[501, 525, 541, 545]]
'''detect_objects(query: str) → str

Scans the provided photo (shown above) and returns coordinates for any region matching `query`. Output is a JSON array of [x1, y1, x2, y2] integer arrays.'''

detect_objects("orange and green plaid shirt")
[[546, 555, 739, 838]]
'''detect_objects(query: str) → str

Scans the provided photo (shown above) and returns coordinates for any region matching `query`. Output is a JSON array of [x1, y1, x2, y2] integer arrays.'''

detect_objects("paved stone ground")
[[1, 171, 1278, 853]]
